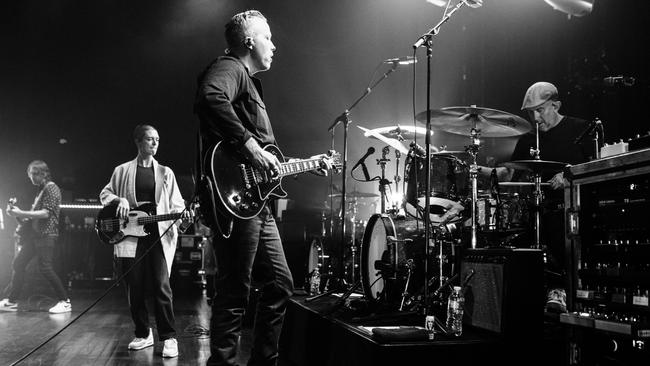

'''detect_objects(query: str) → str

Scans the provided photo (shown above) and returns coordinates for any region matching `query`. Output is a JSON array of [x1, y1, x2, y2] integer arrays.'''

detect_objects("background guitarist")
[[0, 160, 71, 314], [99, 124, 188, 358], [194, 10, 331, 366]]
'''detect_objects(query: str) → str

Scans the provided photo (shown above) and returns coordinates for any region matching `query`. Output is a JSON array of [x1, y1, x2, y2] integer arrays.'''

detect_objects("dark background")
[[1, 0, 648, 286]]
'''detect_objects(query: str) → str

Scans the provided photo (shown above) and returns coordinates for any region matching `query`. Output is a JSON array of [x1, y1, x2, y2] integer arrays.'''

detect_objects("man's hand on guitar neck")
[[243, 138, 282, 177]]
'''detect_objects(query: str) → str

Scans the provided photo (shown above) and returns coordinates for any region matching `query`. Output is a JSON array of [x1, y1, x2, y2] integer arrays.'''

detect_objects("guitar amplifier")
[[460, 248, 544, 338]]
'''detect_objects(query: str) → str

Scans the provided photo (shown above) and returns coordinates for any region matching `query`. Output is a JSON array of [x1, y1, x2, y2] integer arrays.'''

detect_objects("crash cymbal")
[[502, 160, 567, 173], [357, 125, 410, 154], [328, 190, 379, 199], [362, 124, 433, 141], [416, 105, 531, 137]]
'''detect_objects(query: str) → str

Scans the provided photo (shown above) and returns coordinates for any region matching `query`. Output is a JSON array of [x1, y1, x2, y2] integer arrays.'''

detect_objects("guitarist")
[[0, 160, 70, 313], [194, 10, 331, 366], [99, 124, 188, 358]]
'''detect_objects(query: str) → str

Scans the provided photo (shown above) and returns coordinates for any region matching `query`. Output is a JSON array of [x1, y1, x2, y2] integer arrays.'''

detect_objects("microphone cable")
[[9, 206, 190, 366]]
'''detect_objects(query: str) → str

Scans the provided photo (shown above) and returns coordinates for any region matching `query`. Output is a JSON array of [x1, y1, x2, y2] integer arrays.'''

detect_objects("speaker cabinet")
[[460, 248, 544, 338]]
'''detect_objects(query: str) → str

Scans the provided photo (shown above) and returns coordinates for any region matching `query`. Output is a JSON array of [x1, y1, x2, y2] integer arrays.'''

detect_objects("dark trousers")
[[120, 232, 176, 341], [208, 207, 294, 366], [6, 236, 68, 301]]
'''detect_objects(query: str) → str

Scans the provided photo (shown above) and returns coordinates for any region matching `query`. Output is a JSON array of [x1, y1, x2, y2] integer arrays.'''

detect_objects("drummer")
[[487, 81, 592, 189], [485, 81, 592, 314]]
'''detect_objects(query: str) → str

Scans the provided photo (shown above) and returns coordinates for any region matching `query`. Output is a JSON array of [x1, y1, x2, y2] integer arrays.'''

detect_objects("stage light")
[[544, 0, 594, 18]]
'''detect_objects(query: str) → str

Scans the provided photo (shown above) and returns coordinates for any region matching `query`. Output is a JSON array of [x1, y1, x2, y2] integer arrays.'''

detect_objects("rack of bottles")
[[562, 148, 650, 364]]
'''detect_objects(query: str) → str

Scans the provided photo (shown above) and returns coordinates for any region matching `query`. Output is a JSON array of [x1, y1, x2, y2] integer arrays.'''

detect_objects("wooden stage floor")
[[0, 285, 223, 366]]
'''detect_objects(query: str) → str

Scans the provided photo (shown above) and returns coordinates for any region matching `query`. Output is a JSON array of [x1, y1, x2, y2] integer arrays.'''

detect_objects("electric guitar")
[[7, 198, 35, 238], [95, 202, 193, 245], [205, 141, 341, 220]]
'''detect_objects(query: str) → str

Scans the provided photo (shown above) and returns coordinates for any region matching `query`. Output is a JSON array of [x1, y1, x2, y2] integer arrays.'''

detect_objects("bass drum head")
[[360, 214, 396, 303]]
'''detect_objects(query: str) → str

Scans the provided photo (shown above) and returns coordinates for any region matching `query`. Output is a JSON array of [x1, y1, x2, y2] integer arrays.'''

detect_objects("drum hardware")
[[377, 146, 393, 214], [328, 59, 405, 293], [501, 119, 568, 249], [399, 259, 415, 311]]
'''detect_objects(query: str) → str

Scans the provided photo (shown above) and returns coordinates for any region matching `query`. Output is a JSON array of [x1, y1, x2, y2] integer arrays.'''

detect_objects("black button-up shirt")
[[194, 56, 276, 152]]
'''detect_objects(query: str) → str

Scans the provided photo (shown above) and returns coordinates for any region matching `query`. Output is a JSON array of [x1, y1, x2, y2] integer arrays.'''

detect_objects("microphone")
[[603, 76, 635, 87], [383, 56, 417, 66], [574, 119, 601, 144], [352, 147, 375, 170]]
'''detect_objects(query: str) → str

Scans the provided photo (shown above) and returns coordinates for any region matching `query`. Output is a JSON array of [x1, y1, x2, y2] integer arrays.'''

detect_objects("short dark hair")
[[224, 10, 266, 51], [133, 124, 157, 142], [27, 160, 51, 181]]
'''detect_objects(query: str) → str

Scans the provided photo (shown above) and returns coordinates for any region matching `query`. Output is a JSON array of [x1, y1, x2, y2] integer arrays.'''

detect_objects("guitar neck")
[[278, 158, 323, 177], [136, 212, 183, 226]]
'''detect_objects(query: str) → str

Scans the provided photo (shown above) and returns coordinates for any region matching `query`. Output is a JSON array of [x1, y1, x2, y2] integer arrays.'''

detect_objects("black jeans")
[[208, 207, 294, 366], [120, 231, 176, 341], [7, 236, 68, 301]]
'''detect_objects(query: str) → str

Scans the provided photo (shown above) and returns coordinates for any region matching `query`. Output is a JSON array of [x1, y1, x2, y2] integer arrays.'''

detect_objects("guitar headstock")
[[325, 150, 343, 174]]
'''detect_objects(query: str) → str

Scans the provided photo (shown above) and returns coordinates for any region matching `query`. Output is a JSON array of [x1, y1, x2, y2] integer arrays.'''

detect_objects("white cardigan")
[[99, 158, 186, 275]]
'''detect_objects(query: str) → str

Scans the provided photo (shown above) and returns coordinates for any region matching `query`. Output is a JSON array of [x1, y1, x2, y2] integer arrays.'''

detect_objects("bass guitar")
[[95, 202, 193, 245], [205, 141, 341, 220], [7, 198, 35, 238]]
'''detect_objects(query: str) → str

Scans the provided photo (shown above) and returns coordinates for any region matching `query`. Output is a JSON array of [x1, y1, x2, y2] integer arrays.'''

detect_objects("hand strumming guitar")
[[243, 137, 282, 177]]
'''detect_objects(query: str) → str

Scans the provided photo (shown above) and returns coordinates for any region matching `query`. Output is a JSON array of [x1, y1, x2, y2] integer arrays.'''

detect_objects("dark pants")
[[120, 231, 176, 341], [208, 207, 294, 366], [6, 236, 68, 301]]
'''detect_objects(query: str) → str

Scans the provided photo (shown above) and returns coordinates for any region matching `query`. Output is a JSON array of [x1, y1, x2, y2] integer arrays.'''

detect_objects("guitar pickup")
[[239, 164, 251, 189]]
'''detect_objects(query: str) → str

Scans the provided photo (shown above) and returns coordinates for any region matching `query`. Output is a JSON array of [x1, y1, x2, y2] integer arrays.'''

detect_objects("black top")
[[135, 165, 155, 203], [194, 56, 276, 152], [511, 116, 592, 181]]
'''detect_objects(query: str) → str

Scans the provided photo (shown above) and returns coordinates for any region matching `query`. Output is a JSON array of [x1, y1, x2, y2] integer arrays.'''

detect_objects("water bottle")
[[309, 267, 321, 295], [446, 286, 464, 336]]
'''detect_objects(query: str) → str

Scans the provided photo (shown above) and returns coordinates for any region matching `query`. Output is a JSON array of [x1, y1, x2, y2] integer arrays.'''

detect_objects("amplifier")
[[460, 248, 544, 337]]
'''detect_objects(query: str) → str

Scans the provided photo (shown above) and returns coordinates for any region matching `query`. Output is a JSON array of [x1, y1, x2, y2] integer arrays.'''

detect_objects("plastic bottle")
[[309, 267, 321, 295], [446, 286, 465, 336]]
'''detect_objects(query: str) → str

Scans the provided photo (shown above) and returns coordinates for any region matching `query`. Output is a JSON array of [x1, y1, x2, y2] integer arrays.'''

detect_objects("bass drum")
[[360, 214, 428, 307]]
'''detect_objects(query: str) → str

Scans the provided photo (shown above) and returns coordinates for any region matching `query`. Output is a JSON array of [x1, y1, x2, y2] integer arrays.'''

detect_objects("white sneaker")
[[48, 299, 71, 314], [0, 298, 18, 312], [162, 338, 178, 358], [128, 328, 154, 350]]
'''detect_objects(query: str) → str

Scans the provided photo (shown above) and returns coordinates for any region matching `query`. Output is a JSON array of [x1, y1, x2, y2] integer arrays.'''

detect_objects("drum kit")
[[310, 104, 568, 313]]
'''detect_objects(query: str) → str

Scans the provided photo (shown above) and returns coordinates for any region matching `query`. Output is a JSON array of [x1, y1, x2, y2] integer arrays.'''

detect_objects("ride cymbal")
[[502, 159, 567, 173], [416, 105, 531, 137]]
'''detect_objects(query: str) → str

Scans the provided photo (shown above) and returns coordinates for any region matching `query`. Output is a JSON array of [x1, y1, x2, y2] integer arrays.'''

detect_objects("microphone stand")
[[327, 63, 399, 292], [412, 0, 472, 314]]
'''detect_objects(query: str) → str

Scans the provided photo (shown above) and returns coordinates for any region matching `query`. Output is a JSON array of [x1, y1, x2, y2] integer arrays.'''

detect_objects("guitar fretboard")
[[279, 158, 322, 177], [136, 213, 182, 225]]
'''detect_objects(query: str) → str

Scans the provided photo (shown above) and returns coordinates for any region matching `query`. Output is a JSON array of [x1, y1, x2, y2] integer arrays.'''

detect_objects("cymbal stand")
[[412, 0, 474, 313], [530, 122, 543, 250], [377, 146, 391, 213], [466, 125, 482, 249], [349, 197, 359, 284], [328, 63, 399, 291]]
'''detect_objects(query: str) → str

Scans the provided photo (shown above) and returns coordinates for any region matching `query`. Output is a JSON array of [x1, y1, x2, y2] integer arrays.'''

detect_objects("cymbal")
[[498, 181, 551, 187], [432, 150, 470, 160], [416, 105, 531, 137], [328, 190, 379, 199], [362, 124, 433, 141], [502, 159, 567, 173], [357, 125, 410, 154]]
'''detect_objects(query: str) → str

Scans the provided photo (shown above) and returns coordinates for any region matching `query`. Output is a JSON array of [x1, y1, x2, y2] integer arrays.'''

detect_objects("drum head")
[[405, 197, 465, 224], [360, 214, 395, 302]]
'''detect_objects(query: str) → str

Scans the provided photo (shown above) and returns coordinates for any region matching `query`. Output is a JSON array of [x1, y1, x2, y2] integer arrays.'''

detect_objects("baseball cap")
[[521, 81, 558, 110]]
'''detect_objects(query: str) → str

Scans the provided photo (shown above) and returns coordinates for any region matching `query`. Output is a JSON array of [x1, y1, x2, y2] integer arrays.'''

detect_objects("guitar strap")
[[196, 130, 233, 239]]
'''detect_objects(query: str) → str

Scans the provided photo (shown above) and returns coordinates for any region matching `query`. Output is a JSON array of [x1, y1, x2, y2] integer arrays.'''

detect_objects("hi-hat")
[[416, 105, 531, 137], [502, 159, 567, 173]]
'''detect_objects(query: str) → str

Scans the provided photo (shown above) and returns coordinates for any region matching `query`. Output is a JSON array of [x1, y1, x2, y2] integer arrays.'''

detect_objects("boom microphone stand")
[[323, 62, 401, 298], [412, 0, 479, 313]]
